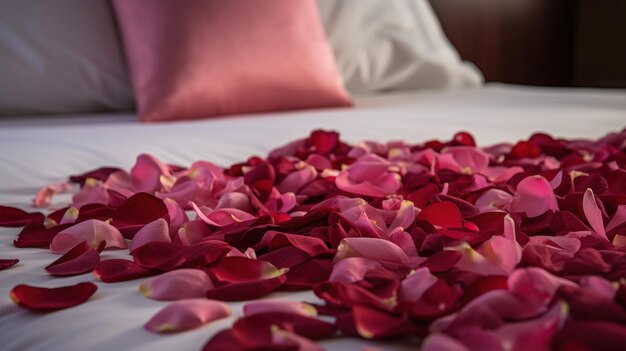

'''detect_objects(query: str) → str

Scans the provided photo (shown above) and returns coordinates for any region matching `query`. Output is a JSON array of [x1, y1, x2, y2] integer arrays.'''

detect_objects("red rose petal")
[[206, 274, 287, 301], [69, 167, 123, 184], [160, 240, 231, 271], [45, 241, 101, 276], [417, 201, 463, 228], [14, 221, 71, 248], [209, 256, 285, 283], [144, 299, 231, 333], [233, 311, 336, 341], [10, 282, 97, 311], [131, 241, 186, 269], [0, 259, 19, 270], [340, 304, 421, 339], [111, 192, 169, 239], [94, 259, 157, 282], [0, 205, 42, 227]]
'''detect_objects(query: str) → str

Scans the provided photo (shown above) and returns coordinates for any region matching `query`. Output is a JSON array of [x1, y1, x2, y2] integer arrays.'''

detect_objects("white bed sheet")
[[0, 84, 624, 351]]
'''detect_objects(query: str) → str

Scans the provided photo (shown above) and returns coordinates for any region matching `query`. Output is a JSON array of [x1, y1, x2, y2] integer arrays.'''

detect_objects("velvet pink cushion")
[[112, 0, 351, 122]]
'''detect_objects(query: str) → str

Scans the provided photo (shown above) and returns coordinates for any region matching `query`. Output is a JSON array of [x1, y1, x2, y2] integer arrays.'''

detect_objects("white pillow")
[[0, 0, 133, 115], [317, 0, 483, 94]]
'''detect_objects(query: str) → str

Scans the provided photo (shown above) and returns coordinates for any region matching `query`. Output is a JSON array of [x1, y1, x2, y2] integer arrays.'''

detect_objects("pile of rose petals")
[[2, 128, 626, 350]]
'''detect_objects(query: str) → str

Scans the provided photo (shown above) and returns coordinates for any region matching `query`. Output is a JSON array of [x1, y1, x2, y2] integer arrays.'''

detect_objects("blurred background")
[[430, 0, 626, 88]]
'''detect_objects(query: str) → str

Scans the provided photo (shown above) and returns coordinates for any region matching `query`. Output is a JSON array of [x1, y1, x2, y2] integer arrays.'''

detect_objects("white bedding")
[[0, 84, 625, 351]]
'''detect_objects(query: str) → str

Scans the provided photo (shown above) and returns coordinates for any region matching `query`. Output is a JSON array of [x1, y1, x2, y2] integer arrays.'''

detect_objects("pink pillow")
[[112, 0, 351, 122]]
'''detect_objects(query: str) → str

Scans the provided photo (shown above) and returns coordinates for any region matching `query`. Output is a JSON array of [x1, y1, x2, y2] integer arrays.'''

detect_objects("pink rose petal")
[[140, 268, 214, 300], [582, 188, 608, 241], [49, 219, 127, 254], [509, 175, 558, 218], [243, 300, 317, 317], [144, 298, 230, 333], [129, 218, 171, 252]]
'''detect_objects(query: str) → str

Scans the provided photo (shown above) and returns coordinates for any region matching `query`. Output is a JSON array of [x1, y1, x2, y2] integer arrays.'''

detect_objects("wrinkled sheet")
[[0, 84, 625, 351]]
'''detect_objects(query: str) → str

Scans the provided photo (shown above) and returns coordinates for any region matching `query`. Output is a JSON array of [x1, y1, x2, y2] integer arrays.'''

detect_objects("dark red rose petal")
[[306, 130, 340, 155], [554, 320, 626, 351], [419, 250, 462, 272], [111, 193, 169, 239], [258, 246, 312, 269], [93, 259, 157, 282], [69, 167, 123, 184], [283, 258, 333, 290], [13, 221, 71, 248], [206, 274, 286, 301], [0, 259, 19, 270], [45, 241, 101, 276], [160, 240, 231, 271], [203, 330, 249, 351], [337, 304, 422, 339], [131, 241, 186, 269], [233, 311, 336, 341], [0, 205, 42, 227], [10, 282, 97, 311]]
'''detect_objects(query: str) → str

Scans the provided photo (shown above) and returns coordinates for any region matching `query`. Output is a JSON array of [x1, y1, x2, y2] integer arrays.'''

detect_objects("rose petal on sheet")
[[144, 298, 231, 333], [160, 240, 231, 271], [13, 220, 71, 248], [0, 259, 19, 271], [140, 268, 214, 300], [45, 241, 101, 276], [264, 231, 330, 257], [176, 220, 212, 246], [283, 258, 333, 290], [128, 218, 171, 252], [209, 256, 285, 283], [329, 257, 382, 284], [334, 237, 412, 267], [582, 188, 608, 240], [277, 165, 317, 194], [399, 267, 438, 303], [476, 215, 522, 274], [205, 274, 287, 301], [417, 201, 463, 228], [443, 146, 489, 174], [49, 219, 127, 254], [10, 282, 97, 311], [243, 300, 317, 317], [69, 167, 123, 184], [94, 259, 157, 283], [33, 182, 73, 208], [131, 241, 186, 270], [0, 205, 41, 227], [72, 178, 110, 208], [509, 175, 558, 218], [112, 192, 169, 239], [163, 198, 189, 236], [191, 202, 255, 227], [234, 311, 336, 341], [130, 154, 172, 193], [347, 304, 420, 339], [307, 129, 340, 155]]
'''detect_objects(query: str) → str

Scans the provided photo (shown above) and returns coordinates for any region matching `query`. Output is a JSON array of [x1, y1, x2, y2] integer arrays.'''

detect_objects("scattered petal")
[[10, 282, 97, 311], [145, 299, 230, 333], [140, 269, 214, 300]]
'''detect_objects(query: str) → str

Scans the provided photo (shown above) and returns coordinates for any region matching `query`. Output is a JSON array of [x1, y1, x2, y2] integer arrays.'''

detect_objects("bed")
[[1, 83, 625, 351], [1, 1, 626, 350]]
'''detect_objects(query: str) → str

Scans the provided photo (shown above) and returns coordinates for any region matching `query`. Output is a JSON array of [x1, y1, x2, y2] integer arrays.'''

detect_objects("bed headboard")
[[429, 0, 626, 88]]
